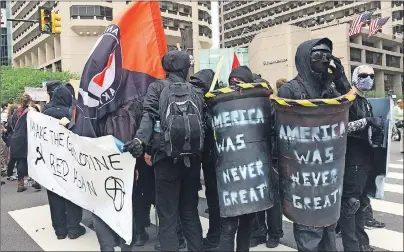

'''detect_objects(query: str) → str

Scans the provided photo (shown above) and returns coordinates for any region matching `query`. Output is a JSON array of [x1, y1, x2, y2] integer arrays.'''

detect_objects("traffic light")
[[39, 7, 52, 34], [51, 12, 62, 34]]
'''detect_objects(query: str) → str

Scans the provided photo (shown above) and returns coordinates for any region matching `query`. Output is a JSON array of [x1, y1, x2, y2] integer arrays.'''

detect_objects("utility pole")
[[180, 27, 194, 78]]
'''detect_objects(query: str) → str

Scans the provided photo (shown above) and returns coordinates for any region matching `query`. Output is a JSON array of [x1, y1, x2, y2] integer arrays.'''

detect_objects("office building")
[[1, 0, 12, 65], [248, 24, 403, 96], [219, 1, 403, 48], [11, 1, 212, 74]]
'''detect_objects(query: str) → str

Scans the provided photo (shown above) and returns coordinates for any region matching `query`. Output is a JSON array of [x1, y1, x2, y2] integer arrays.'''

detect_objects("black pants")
[[251, 193, 283, 240], [339, 165, 370, 251], [219, 213, 255, 252], [16, 159, 28, 180], [7, 156, 17, 177], [202, 159, 221, 244], [47, 190, 83, 237], [93, 214, 132, 252], [154, 157, 202, 252], [133, 187, 151, 234], [293, 223, 337, 252]]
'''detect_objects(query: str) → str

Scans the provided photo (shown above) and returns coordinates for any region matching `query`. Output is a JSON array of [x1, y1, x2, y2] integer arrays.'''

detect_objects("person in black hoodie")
[[277, 38, 346, 251], [190, 69, 221, 251], [44, 80, 63, 111], [42, 86, 86, 240], [123, 50, 203, 252], [216, 66, 257, 252]]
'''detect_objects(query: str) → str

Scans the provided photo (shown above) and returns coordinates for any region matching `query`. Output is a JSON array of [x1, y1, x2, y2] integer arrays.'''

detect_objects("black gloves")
[[330, 56, 344, 80], [123, 138, 144, 158], [366, 117, 384, 131]]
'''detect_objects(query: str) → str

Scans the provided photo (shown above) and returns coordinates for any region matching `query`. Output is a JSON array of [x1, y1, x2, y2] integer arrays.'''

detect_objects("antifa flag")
[[231, 52, 240, 70], [71, 2, 167, 137]]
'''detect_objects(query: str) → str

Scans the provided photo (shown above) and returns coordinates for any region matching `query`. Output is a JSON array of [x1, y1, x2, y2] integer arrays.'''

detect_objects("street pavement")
[[1, 141, 403, 251]]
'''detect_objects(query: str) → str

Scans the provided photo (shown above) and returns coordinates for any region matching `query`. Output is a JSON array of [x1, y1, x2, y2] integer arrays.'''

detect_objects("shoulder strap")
[[15, 109, 28, 126]]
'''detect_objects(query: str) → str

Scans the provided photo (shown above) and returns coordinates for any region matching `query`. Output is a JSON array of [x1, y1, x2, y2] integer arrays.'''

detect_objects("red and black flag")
[[72, 2, 167, 137]]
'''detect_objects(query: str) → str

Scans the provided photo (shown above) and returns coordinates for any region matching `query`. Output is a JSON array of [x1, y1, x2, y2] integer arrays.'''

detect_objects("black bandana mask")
[[310, 43, 332, 75]]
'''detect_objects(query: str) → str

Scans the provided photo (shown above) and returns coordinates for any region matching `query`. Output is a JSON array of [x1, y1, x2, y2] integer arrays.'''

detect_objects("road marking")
[[384, 183, 403, 194], [397, 159, 403, 162], [8, 205, 101, 251], [370, 198, 404, 216], [387, 172, 403, 180], [150, 206, 296, 251], [390, 163, 403, 169], [367, 228, 404, 251]]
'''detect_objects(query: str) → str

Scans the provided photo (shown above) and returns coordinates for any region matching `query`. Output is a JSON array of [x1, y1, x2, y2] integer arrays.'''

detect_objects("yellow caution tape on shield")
[[270, 89, 356, 107], [205, 82, 269, 98]]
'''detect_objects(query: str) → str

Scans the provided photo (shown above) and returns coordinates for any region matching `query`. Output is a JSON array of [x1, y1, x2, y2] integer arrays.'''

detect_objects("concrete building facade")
[[219, 1, 403, 48], [11, 1, 212, 74], [1, 0, 12, 66], [248, 23, 403, 96]]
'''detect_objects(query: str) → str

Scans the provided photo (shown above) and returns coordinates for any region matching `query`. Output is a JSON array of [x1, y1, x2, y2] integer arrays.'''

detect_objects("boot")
[[32, 181, 41, 190], [17, 179, 27, 192]]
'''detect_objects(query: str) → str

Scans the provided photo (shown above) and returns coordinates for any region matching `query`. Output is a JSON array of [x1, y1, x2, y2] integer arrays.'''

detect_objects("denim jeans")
[[219, 213, 255, 252]]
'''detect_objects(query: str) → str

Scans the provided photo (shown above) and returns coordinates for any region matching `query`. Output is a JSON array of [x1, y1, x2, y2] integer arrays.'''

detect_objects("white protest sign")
[[24, 87, 49, 102], [27, 111, 136, 244]]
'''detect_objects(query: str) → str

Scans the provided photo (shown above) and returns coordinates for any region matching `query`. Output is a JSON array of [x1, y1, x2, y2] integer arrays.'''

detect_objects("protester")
[[189, 69, 221, 251], [9, 94, 33, 192], [277, 38, 350, 251], [250, 75, 284, 249], [44, 80, 63, 111], [2, 105, 17, 181], [213, 66, 257, 252], [42, 85, 86, 240], [393, 99, 403, 153], [124, 50, 204, 252], [0, 103, 8, 175]]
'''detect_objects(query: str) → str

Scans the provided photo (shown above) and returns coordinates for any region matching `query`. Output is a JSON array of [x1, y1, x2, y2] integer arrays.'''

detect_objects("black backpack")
[[158, 80, 205, 166], [103, 100, 143, 143]]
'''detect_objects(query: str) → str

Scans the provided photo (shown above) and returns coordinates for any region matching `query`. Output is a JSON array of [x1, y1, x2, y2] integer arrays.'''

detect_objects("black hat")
[[229, 66, 254, 83]]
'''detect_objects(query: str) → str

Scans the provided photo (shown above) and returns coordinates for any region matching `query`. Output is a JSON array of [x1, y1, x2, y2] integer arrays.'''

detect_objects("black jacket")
[[278, 38, 349, 100], [135, 50, 191, 163], [9, 107, 29, 159], [43, 86, 73, 120]]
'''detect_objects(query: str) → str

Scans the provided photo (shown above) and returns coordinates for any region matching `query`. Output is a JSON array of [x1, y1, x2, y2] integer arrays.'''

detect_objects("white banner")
[[27, 111, 136, 244]]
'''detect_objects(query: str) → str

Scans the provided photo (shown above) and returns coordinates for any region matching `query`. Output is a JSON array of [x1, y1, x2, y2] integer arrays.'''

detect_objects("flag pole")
[[209, 56, 224, 92]]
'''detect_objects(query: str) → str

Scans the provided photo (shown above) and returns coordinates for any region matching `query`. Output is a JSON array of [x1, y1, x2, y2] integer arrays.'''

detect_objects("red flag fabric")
[[232, 52, 241, 70], [72, 2, 167, 137]]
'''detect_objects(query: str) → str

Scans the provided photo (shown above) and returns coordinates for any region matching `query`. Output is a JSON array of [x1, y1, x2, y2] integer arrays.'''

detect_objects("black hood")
[[162, 50, 190, 81], [46, 80, 62, 93], [190, 69, 215, 93], [51, 86, 72, 108], [295, 38, 333, 98], [229, 66, 253, 83], [65, 83, 75, 97]]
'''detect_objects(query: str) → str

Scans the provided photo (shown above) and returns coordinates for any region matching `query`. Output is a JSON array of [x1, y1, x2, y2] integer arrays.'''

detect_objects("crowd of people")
[[1, 36, 401, 252]]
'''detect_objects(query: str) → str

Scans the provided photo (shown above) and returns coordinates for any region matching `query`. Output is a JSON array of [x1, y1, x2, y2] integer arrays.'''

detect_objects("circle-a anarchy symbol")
[[104, 176, 125, 212]]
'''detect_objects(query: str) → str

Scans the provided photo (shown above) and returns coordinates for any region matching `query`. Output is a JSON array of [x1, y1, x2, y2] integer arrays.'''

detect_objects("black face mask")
[[310, 43, 332, 74]]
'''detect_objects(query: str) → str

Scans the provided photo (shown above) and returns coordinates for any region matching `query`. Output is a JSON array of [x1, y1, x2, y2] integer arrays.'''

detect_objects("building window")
[[386, 54, 401, 68], [0, 0, 6, 8], [55, 60, 62, 72], [1, 27, 9, 66], [365, 51, 382, 65], [384, 74, 394, 92], [350, 48, 362, 62], [70, 5, 113, 21]]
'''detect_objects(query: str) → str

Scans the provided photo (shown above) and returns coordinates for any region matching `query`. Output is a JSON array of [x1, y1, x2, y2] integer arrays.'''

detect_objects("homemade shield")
[[206, 84, 274, 217], [272, 93, 354, 227], [366, 98, 393, 199]]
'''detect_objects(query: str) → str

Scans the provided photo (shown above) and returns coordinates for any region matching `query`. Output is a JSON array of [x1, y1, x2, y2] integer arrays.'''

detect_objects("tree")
[[0, 66, 80, 103]]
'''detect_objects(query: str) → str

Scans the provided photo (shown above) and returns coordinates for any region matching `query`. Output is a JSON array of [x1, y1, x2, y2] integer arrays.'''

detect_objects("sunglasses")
[[310, 51, 332, 62], [358, 73, 375, 79]]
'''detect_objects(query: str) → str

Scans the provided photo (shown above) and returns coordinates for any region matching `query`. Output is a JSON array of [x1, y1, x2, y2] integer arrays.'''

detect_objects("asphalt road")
[[1, 141, 403, 251]]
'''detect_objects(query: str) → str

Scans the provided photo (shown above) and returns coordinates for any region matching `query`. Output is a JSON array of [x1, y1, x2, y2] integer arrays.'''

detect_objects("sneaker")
[[202, 237, 219, 251], [7, 176, 17, 181], [32, 182, 41, 190], [250, 236, 266, 248], [1, 181, 5, 185], [365, 218, 385, 229], [57, 234, 67, 240], [266, 237, 280, 249], [134, 231, 149, 247], [68, 226, 86, 239]]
